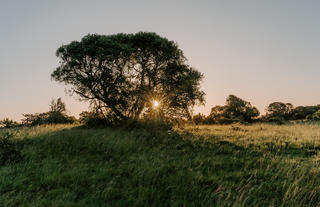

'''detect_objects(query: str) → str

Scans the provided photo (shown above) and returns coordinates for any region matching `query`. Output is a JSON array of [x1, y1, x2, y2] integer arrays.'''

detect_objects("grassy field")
[[1, 123, 320, 206]]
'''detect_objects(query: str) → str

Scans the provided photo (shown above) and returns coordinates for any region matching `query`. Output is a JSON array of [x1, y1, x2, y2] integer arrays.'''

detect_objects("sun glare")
[[153, 100, 159, 108]]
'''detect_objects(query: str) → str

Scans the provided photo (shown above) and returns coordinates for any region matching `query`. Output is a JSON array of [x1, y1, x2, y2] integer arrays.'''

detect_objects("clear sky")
[[1, 0, 320, 121]]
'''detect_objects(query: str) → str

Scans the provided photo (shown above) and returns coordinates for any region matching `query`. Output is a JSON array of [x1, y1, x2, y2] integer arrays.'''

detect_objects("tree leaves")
[[52, 32, 205, 123]]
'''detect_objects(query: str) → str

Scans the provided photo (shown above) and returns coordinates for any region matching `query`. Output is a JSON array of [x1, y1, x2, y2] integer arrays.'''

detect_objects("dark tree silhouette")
[[292, 105, 320, 120], [0, 118, 18, 128], [265, 102, 293, 120], [49, 98, 66, 113], [208, 95, 259, 123], [224, 95, 260, 122], [51, 32, 205, 123], [22, 98, 75, 125]]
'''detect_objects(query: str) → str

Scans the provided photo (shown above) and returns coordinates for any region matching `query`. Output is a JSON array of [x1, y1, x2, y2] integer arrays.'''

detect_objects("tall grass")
[[1, 123, 320, 206]]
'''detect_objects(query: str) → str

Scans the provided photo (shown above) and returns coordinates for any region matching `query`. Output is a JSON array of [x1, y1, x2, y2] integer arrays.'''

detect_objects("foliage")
[[224, 95, 260, 122], [51, 32, 205, 123], [0, 132, 21, 165], [22, 98, 76, 126], [22, 113, 48, 126], [22, 112, 76, 126], [312, 110, 320, 120], [264, 116, 286, 125], [292, 105, 320, 120], [306, 109, 320, 121], [208, 95, 259, 124], [47, 112, 76, 124], [262, 103, 320, 121], [265, 102, 293, 120], [192, 113, 206, 125], [78, 111, 109, 127], [49, 97, 66, 113], [0, 118, 19, 128]]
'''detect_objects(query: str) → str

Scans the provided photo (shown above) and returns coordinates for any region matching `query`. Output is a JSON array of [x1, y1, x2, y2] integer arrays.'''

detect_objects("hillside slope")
[[1, 124, 320, 206]]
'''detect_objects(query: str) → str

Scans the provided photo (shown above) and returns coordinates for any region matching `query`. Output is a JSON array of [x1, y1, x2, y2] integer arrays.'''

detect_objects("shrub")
[[192, 113, 206, 125], [312, 110, 320, 120], [21, 113, 48, 126], [0, 132, 21, 165], [79, 111, 110, 127], [47, 112, 76, 124], [306, 114, 313, 120], [265, 116, 286, 125], [292, 105, 320, 120], [22, 98, 76, 126], [305, 110, 320, 121], [0, 118, 19, 128], [22, 112, 75, 126]]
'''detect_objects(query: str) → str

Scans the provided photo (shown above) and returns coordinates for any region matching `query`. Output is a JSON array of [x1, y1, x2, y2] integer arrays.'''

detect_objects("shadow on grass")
[[11, 125, 320, 165], [3, 125, 320, 206]]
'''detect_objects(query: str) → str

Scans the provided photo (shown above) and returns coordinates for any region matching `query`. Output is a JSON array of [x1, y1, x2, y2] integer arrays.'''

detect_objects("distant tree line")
[[2, 95, 320, 128], [0, 98, 76, 128], [264, 102, 320, 122], [21, 98, 76, 126], [0, 98, 122, 128], [192, 94, 320, 125]]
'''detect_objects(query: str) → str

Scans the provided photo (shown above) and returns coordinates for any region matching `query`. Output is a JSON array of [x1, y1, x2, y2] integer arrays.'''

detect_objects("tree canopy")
[[51, 32, 205, 123], [265, 102, 293, 119], [208, 95, 259, 124]]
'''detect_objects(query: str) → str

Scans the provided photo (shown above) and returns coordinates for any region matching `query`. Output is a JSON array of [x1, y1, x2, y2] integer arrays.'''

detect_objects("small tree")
[[265, 102, 293, 120], [22, 98, 75, 125], [208, 95, 259, 124], [49, 98, 66, 113], [224, 95, 260, 122]]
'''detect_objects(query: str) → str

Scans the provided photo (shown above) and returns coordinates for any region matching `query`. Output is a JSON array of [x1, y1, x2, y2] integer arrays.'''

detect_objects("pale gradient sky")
[[1, 0, 320, 121]]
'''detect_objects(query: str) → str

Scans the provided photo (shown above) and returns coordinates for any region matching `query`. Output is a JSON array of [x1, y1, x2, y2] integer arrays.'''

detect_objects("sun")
[[153, 100, 159, 108]]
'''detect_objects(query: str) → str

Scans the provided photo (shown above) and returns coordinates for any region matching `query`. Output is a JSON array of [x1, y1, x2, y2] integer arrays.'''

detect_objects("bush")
[[0, 132, 21, 165], [22, 112, 76, 126], [0, 118, 19, 128], [22, 98, 76, 126], [305, 110, 320, 121], [47, 112, 76, 124], [79, 111, 111, 127], [306, 114, 313, 120], [192, 113, 206, 125], [265, 116, 286, 125], [292, 105, 320, 120]]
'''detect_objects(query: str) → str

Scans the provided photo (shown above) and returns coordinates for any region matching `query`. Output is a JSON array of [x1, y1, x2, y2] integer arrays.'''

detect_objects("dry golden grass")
[[183, 123, 320, 147]]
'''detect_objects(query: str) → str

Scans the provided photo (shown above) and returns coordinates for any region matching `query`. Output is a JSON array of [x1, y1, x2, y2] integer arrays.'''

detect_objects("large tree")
[[51, 32, 205, 122]]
